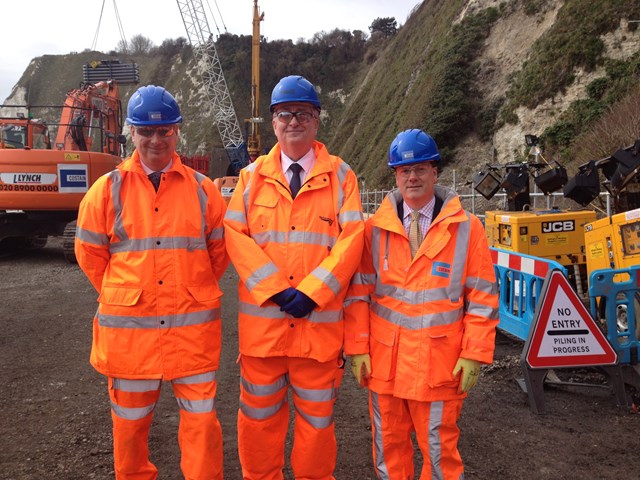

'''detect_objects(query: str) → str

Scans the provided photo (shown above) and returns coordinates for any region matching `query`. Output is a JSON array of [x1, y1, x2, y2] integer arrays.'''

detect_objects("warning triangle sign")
[[525, 270, 617, 368]]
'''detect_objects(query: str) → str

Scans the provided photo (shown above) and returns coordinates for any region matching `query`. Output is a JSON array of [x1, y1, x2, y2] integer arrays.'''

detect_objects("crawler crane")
[[176, 0, 262, 200]]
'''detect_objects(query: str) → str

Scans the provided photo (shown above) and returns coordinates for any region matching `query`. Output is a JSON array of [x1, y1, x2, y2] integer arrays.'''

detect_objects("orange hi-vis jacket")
[[75, 150, 229, 380], [224, 141, 364, 362], [344, 186, 498, 401]]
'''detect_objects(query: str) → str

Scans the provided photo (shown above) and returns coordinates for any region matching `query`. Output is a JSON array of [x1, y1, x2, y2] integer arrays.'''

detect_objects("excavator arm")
[[54, 80, 125, 156]]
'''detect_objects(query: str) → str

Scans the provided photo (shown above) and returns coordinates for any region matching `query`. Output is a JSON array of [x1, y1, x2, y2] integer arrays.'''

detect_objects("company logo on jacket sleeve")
[[432, 262, 451, 278]]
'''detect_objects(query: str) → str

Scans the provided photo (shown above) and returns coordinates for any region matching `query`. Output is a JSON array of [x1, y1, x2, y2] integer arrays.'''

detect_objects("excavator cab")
[[0, 124, 26, 149], [0, 118, 52, 150]]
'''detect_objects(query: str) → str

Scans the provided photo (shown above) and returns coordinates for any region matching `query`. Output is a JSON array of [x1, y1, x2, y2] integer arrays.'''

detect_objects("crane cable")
[[205, 0, 227, 35], [91, 0, 106, 51], [91, 0, 129, 53], [112, 0, 129, 54]]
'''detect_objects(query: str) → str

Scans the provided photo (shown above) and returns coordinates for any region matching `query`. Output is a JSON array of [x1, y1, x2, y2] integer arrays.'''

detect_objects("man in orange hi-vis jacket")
[[75, 85, 229, 480], [345, 129, 498, 480], [224, 75, 365, 480]]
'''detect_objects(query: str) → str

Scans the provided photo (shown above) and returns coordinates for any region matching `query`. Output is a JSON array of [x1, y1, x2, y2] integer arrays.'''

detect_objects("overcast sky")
[[0, 0, 421, 102]]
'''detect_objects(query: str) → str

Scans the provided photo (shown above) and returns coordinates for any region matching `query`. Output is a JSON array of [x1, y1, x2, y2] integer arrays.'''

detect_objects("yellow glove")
[[350, 354, 371, 387], [452, 358, 481, 394]]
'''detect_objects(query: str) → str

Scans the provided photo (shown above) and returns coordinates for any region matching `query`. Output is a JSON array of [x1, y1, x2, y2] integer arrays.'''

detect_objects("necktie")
[[409, 210, 422, 258], [148, 172, 162, 192], [289, 163, 303, 199]]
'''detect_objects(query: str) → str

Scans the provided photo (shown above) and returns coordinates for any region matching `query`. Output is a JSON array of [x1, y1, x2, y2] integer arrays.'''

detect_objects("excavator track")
[[28, 235, 49, 249], [63, 221, 77, 264]]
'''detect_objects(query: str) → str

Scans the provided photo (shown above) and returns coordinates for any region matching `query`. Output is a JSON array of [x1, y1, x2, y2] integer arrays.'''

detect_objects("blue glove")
[[281, 290, 316, 318], [271, 287, 297, 307]]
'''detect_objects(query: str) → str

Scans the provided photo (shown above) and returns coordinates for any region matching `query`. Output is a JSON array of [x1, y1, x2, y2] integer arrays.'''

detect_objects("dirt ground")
[[2, 239, 640, 480]]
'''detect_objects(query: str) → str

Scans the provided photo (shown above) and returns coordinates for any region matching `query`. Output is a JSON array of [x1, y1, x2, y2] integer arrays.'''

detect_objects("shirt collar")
[[140, 159, 173, 175], [281, 148, 315, 175], [403, 196, 435, 221]]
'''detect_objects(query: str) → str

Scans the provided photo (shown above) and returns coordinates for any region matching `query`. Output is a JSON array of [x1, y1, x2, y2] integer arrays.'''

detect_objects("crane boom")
[[176, 0, 250, 174], [247, 0, 264, 161]]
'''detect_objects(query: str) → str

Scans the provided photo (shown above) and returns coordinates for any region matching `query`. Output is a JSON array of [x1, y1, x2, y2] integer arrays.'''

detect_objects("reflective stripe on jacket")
[[344, 186, 498, 401], [224, 141, 364, 362], [75, 150, 229, 380]]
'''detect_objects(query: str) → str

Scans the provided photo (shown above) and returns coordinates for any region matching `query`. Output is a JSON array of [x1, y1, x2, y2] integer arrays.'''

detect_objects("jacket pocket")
[[186, 284, 222, 303], [427, 323, 463, 388], [254, 194, 278, 208], [370, 321, 397, 381], [251, 194, 278, 234], [98, 286, 142, 306]]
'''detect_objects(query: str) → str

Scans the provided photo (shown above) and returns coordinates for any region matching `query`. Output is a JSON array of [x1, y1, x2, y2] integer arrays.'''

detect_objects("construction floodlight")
[[534, 163, 568, 194], [473, 168, 502, 200], [563, 161, 600, 206], [500, 165, 529, 197], [609, 147, 640, 193]]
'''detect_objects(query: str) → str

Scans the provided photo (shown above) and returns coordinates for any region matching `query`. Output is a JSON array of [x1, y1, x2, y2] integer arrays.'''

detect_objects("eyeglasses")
[[134, 125, 177, 138], [395, 165, 433, 178], [274, 111, 316, 124]]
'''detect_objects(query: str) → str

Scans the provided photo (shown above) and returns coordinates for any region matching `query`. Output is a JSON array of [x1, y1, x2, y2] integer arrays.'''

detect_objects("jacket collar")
[[257, 140, 333, 182], [119, 150, 189, 180], [370, 185, 464, 235]]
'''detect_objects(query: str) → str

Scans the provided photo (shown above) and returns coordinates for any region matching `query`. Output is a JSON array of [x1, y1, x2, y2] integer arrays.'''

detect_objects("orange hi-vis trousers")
[[369, 392, 464, 480], [108, 372, 222, 480], [237, 355, 344, 480]]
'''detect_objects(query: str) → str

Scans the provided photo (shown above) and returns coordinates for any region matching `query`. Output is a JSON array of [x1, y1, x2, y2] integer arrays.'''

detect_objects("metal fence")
[[360, 170, 612, 218]]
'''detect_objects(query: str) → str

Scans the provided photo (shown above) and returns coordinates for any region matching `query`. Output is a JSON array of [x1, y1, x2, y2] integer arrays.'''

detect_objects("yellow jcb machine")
[[585, 209, 640, 274], [475, 136, 640, 334], [581, 141, 640, 336], [484, 209, 596, 295], [475, 135, 597, 296]]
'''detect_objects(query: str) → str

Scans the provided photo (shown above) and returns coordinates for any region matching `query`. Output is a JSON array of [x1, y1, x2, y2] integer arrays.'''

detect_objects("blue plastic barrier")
[[589, 266, 640, 365], [491, 248, 568, 341]]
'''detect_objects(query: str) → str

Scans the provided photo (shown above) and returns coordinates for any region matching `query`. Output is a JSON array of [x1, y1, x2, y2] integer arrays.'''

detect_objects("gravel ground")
[[1, 239, 640, 479]]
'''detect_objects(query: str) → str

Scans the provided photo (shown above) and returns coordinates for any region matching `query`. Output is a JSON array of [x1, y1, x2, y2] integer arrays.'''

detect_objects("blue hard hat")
[[270, 75, 321, 112], [126, 85, 182, 126], [388, 129, 440, 168]]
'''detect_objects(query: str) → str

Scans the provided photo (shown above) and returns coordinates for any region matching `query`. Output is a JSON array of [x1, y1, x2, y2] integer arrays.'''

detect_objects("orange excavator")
[[0, 80, 126, 260]]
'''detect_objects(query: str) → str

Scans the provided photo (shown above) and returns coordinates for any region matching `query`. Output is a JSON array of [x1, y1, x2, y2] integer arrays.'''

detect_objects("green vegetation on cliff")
[[7, 0, 640, 187]]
